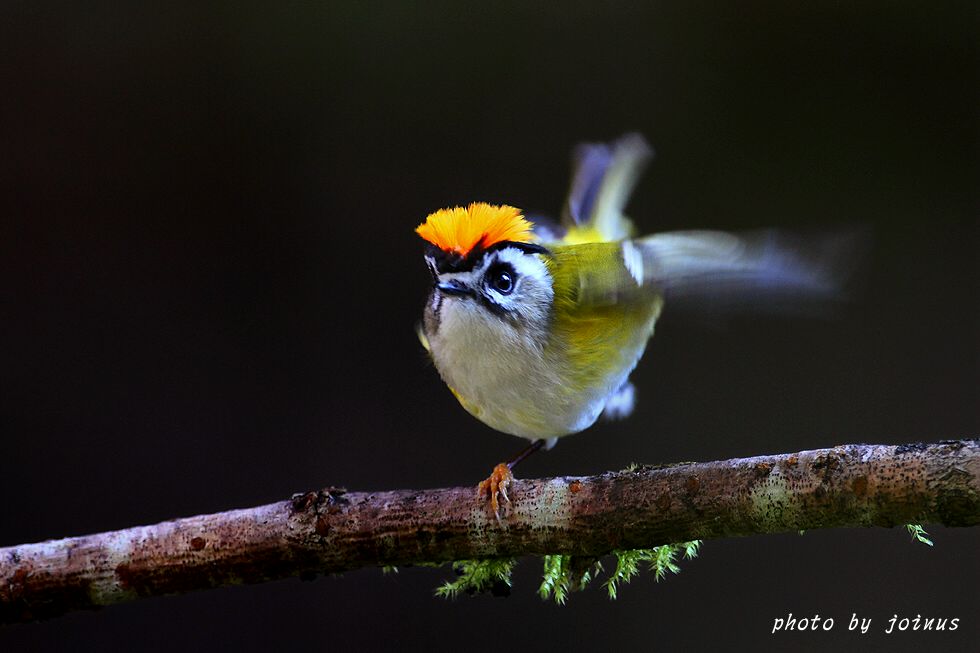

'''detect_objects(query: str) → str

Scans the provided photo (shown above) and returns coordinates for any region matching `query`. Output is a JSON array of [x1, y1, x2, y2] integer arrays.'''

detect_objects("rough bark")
[[2, 439, 978, 624]]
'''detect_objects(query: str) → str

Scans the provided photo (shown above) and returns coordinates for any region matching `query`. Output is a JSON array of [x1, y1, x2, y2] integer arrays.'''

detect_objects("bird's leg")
[[478, 438, 546, 520]]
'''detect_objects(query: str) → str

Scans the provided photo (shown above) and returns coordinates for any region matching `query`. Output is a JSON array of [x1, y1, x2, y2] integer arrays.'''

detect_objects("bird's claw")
[[477, 463, 513, 521]]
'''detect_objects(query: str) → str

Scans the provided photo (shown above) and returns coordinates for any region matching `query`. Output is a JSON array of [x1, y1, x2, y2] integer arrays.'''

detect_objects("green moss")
[[431, 543, 700, 603], [604, 541, 701, 599], [434, 558, 517, 599], [538, 555, 602, 604], [538, 555, 570, 604], [436, 543, 702, 602], [432, 523, 936, 601], [905, 524, 934, 546]]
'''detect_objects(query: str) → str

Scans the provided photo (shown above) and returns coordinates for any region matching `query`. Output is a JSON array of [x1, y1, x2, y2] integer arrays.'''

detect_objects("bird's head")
[[416, 203, 554, 342]]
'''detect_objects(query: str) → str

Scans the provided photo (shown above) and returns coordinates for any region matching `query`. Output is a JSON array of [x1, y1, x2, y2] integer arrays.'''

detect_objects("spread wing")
[[550, 229, 862, 315], [548, 241, 661, 310], [636, 229, 863, 315], [559, 133, 652, 243]]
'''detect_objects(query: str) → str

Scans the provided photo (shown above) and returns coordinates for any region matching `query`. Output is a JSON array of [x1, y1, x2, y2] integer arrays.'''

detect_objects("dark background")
[[2, 2, 976, 651]]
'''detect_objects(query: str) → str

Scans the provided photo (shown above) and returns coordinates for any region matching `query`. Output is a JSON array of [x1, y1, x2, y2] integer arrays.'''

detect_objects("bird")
[[415, 133, 855, 517]]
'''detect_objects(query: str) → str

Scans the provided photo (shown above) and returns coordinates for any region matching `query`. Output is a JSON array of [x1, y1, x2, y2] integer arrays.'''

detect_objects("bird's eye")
[[487, 264, 516, 295], [494, 271, 513, 293]]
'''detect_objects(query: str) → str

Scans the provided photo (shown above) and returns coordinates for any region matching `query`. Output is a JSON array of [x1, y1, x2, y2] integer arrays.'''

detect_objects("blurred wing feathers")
[[561, 133, 652, 242], [636, 229, 865, 315], [554, 228, 863, 316]]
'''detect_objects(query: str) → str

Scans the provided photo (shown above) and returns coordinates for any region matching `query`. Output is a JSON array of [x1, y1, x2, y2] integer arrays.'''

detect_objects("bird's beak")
[[436, 280, 474, 297]]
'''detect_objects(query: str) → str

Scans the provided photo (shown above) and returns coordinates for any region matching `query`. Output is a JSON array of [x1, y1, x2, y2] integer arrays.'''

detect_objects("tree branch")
[[2, 439, 978, 624]]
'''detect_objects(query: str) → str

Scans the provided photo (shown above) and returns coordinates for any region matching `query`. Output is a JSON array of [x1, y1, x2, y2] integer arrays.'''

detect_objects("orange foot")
[[477, 463, 514, 520]]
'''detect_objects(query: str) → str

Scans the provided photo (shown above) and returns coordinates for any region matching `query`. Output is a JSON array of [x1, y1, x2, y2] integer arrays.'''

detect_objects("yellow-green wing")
[[544, 243, 664, 391], [558, 134, 651, 244], [547, 241, 663, 310]]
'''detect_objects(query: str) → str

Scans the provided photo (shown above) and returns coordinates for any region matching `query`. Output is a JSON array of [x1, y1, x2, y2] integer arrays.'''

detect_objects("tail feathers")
[[638, 228, 867, 316], [562, 133, 652, 242]]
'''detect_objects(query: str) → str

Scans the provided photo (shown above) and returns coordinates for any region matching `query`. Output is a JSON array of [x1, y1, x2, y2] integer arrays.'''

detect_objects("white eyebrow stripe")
[[495, 246, 553, 284], [622, 240, 644, 285]]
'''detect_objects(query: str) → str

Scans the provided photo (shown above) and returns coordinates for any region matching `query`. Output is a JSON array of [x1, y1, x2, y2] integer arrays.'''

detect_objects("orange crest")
[[416, 203, 534, 258]]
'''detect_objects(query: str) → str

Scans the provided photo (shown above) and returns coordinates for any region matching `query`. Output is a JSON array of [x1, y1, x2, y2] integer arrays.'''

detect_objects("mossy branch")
[[2, 440, 978, 623]]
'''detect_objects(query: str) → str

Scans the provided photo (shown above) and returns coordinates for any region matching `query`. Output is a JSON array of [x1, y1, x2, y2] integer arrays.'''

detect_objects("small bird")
[[416, 134, 854, 517]]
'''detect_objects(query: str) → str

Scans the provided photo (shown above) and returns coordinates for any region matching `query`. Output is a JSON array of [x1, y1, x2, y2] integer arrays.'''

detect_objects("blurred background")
[[2, 2, 976, 651]]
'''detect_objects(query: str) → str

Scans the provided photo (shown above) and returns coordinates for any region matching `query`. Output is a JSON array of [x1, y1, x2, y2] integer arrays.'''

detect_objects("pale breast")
[[429, 293, 660, 440]]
